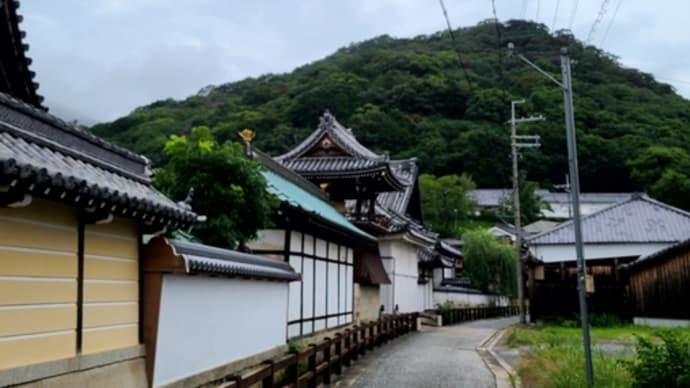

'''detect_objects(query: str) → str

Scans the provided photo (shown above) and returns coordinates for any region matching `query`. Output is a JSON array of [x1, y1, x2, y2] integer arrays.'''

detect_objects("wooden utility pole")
[[510, 99, 542, 325]]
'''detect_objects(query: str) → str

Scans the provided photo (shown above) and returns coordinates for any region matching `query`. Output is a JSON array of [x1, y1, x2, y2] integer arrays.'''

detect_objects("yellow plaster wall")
[[0, 200, 78, 371], [83, 218, 139, 354]]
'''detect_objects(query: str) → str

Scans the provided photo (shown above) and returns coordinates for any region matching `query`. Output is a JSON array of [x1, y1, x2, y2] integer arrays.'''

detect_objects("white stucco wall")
[[529, 242, 671, 264], [433, 290, 508, 307], [153, 274, 289, 387], [378, 238, 433, 314]]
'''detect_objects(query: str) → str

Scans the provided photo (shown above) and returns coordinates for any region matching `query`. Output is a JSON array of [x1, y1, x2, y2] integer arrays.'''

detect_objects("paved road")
[[334, 316, 518, 388]]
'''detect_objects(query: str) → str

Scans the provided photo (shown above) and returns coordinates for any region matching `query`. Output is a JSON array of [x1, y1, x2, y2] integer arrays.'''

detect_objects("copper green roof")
[[262, 169, 374, 241]]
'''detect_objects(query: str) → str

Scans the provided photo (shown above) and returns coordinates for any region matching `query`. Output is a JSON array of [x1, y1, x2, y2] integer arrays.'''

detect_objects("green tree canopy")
[[419, 173, 476, 237], [498, 174, 551, 224], [155, 126, 278, 248], [462, 229, 517, 298]]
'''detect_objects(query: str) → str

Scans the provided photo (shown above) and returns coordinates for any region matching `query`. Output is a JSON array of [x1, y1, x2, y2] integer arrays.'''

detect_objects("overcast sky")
[[20, 0, 690, 124]]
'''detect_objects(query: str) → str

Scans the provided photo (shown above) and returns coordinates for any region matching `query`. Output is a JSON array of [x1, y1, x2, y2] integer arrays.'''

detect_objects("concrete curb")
[[477, 328, 521, 388]]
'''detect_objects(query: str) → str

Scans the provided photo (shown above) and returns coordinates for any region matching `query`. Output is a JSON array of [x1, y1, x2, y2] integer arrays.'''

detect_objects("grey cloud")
[[19, 0, 690, 123]]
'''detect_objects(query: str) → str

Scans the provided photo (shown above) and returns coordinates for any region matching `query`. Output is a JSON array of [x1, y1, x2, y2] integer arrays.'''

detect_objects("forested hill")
[[91, 20, 690, 209]]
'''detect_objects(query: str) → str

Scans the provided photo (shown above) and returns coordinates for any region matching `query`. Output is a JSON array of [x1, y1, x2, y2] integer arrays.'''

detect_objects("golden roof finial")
[[238, 128, 255, 144]]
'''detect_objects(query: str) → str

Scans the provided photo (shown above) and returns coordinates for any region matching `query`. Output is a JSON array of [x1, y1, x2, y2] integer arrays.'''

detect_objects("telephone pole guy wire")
[[439, 0, 475, 92]]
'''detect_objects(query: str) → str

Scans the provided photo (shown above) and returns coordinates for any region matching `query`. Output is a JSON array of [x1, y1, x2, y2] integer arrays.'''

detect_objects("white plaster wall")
[[633, 317, 690, 328], [542, 203, 613, 219], [433, 290, 508, 307], [153, 274, 288, 387], [529, 243, 671, 264]]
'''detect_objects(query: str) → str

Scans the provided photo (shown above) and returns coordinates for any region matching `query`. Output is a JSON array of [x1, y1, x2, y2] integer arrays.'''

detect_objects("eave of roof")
[[261, 169, 375, 242], [624, 237, 690, 272], [0, 1, 44, 108], [167, 238, 299, 281]]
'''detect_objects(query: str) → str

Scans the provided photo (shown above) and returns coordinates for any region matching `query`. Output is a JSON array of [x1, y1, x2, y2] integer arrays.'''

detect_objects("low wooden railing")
[[215, 313, 418, 388], [439, 305, 519, 326]]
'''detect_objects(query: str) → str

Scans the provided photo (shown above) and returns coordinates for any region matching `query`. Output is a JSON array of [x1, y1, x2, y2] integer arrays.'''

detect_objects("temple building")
[[275, 112, 460, 314], [247, 147, 389, 338], [0, 2, 202, 386]]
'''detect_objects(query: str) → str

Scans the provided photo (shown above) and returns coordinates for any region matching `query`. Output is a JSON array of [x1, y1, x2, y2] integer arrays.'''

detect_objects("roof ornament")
[[178, 187, 194, 211], [319, 110, 335, 130], [238, 128, 255, 157]]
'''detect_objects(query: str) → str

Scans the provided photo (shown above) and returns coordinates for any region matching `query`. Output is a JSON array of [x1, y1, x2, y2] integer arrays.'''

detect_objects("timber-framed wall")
[[251, 229, 354, 339]]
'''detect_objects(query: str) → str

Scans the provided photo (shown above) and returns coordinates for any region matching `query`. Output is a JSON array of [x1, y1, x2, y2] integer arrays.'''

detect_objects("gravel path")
[[334, 316, 519, 388]]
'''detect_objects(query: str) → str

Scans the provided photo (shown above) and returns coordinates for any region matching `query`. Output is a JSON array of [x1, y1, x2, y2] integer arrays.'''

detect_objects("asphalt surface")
[[334, 316, 519, 388]]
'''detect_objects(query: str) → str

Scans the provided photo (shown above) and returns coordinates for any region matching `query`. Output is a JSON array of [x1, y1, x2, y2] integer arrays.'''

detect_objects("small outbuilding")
[[625, 238, 690, 327]]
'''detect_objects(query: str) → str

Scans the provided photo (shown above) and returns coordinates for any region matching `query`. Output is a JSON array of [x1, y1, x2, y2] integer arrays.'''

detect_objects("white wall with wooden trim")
[[153, 274, 289, 386]]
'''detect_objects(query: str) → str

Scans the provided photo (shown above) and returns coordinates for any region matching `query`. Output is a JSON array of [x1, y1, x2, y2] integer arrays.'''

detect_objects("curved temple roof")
[[275, 112, 406, 192], [0, 1, 44, 108]]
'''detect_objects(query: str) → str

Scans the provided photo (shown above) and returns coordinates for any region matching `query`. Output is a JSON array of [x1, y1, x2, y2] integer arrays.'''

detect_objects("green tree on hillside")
[[628, 146, 690, 210], [419, 173, 476, 237], [155, 126, 278, 248]]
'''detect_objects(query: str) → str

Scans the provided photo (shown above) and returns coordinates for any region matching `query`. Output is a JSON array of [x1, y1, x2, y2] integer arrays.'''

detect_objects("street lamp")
[[508, 42, 594, 387]]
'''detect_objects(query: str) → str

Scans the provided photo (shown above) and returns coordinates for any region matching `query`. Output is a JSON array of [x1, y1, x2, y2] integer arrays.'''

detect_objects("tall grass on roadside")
[[518, 343, 631, 388]]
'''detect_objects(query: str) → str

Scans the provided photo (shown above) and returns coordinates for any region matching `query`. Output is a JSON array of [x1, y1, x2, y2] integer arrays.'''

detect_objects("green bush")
[[435, 300, 456, 314], [589, 313, 624, 328], [623, 331, 690, 387], [287, 341, 305, 354]]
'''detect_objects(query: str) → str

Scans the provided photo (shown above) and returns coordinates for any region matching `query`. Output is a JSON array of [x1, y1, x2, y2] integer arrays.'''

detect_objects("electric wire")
[[535, 0, 540, 23], [491, 0, 504, 83], [438, 0, 475, 93], [586, 0, 612, 44], [520, 0, 529, 19], [568, 0, 580, 30], [599, 0, 623, 46], [551, 0, 561, 31]]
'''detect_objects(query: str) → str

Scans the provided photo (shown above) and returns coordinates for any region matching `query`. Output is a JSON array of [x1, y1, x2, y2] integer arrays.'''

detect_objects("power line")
[[491, 0, 504, 82], [551, 0, 561, 31], [586, 0, 612, 44], [567, 0, 579, 29], [438, 0, 475, 93], [535, 0, 540, 23], [521, 0, 529, 19], [599, 0, 623, 46]]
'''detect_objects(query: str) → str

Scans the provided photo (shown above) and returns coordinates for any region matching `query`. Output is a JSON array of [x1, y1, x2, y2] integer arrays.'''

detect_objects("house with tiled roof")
[[525, 194, 690, 321], [527, 194, 690, 264], [276, 112, 462, 315]]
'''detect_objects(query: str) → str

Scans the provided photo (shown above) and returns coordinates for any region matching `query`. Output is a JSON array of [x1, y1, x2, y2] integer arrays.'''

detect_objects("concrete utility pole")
[[510, 99, 543, 325], [508, 43, 594, 387]]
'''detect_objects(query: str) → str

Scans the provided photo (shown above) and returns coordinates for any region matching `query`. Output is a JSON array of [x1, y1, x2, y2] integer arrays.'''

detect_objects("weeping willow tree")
[[462, 229, 517, 298]]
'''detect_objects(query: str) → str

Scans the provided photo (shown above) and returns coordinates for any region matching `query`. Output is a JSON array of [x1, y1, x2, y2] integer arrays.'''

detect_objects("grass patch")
[[518, 343, 631, 388], [508, 324, 690, 387], [507, 325, 690, 348]]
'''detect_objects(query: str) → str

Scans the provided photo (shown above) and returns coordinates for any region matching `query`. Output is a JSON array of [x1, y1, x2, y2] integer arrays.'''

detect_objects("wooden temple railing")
[[211, 306, 518, 388], [213, 313, 418, 388], [438, 305, 519, 326]]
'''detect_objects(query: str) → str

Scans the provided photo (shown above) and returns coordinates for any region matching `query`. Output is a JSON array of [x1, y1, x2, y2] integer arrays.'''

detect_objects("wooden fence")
[[213, 313, 418, 388], [211, 306, 517, 388], [439, 305, 519, 326]]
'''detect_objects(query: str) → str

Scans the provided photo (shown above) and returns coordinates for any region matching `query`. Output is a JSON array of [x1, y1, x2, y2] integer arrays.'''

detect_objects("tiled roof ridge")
[[276, 111, 384, 161], [1, 119, 150, 184], [0, 92, 149, 166], [527, 194, 638, 242], [527, 193, 690, 243]]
